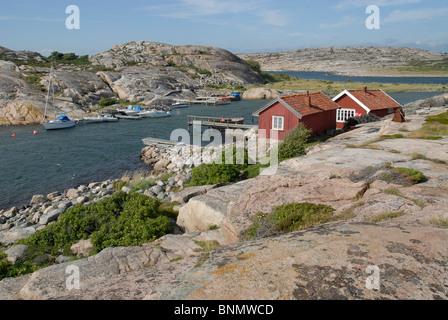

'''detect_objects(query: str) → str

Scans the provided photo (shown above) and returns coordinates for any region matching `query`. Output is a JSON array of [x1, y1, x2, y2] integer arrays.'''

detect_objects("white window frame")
[[272, 116, 284, 131], [337, 109, 356, 123]]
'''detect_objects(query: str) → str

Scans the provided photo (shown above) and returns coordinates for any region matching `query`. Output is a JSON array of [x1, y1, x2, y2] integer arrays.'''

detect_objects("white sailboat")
[[43, 64, 76, 130]]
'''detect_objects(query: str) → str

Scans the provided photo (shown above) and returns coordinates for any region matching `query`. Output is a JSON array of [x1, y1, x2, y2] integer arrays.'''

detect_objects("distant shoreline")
[[265, 69, 448, 78]]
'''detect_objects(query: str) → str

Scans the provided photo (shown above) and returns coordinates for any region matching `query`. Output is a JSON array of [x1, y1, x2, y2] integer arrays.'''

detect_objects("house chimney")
[[362, 86, 367, 92], [305, 91, 311, 106]]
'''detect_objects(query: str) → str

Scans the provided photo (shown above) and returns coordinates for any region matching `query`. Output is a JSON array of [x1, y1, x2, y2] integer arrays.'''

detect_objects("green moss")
[[393, 167, 426, 184]]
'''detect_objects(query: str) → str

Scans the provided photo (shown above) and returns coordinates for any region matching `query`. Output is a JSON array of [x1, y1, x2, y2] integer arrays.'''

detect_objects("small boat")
[[216, 97, 231, 105], [148, 110, 171, 118], [228, 93, 241, 101], [171, 102, 189, 108], [115, 114, 142, 120], [44, 114, 76, 130], [117, 105, 142, 116], [137, 110, 154, 118], [211, 116, 245, 124], [82, 114, 119, 123], [43, 65, 76, 130]]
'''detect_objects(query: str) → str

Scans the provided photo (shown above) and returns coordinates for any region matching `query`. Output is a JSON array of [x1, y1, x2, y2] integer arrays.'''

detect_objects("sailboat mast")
[[43, 63, 54, 120]]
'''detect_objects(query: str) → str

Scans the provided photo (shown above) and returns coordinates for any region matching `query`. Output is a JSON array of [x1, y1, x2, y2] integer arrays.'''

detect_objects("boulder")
[[66, 189, 80, 200], [30, 194, 45, 206], [0, 226, 36, 246], [46, 191, 61, 201], [170, 185, 218, 204], [153, 159, 171, 172], [3, 207, 17, 219], [5, 245, 29, 264], [71, 239, 94, 256], [242, 88, 281, 100], [39, 208, 64, 225]]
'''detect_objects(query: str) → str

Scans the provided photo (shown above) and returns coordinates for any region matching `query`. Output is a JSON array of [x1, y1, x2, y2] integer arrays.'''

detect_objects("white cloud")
[[384, 7, 448, 23], [139, 0, 290, 27], [333, 0, 421, 9]]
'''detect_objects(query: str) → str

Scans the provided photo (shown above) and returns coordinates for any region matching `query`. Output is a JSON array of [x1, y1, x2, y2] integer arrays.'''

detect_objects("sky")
[[0, 0, 447, 57]]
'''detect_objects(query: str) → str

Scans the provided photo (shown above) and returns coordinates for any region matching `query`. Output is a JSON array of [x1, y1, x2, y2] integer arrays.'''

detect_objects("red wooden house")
[[253, 92, 340, 140], [332, 87, 402, 128]]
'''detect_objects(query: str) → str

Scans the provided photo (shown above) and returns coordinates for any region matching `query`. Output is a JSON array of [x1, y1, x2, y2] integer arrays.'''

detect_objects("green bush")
[[188, 163, 242, 186], [245, 60, 262, 74], [98, 97, 118, 107], [278, 123, 312, 161], [188, 147, 264, 186], [19, 192, 172, 260]]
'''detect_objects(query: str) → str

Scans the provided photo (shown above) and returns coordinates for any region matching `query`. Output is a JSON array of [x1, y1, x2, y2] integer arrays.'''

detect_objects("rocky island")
[[237, 46, 448, 76]]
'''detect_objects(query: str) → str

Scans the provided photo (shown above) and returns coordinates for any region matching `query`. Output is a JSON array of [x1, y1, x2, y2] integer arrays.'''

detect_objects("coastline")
[[265, 68, 448, 78]]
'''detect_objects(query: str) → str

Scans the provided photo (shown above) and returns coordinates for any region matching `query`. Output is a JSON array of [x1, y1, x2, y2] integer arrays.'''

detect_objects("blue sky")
[[0, 0, 447, 56]]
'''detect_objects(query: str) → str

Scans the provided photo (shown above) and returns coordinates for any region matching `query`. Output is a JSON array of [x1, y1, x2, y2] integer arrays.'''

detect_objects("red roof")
[[341, 89, 402, 111], [275, 92, 340, 118]]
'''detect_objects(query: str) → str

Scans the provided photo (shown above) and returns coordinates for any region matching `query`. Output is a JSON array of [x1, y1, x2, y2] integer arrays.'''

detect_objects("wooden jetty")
[[174, 97, 231, 106], [142, 137, 179, 147], [187, 115, 258, 131]]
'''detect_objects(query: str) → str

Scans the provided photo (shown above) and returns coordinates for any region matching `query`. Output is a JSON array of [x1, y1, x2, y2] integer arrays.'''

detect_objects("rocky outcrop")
[[147, 222, 448, 300], [237, 46, 447, 76], [404, 93, 448, 115], [1, 42, 265, 125], [90, 41, 264, 86]]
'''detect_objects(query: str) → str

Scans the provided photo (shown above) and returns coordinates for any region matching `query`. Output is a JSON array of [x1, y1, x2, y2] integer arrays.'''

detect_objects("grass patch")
[[243, 202, 335, 239], [383, 187, 426, 208], [333, 202, 364, 221], [408, 111, 448, 139], [194, 240, 220, 252], [427, 215, 448, 227], [410, 152, 447, 165], [360, 134, 404, 148], [365, 211, 406, 223]]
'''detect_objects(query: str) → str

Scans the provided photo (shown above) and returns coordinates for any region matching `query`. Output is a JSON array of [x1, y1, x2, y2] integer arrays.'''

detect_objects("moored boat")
[[43, 65, 76, 130], [44, 115, 76, 130], [171, 102, 189, 108], [115, 114, 143, 120], [82, 114, 119, 123]]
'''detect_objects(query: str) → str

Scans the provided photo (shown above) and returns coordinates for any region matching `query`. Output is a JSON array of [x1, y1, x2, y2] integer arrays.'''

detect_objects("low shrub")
[[278, 123, 312, 161], [0, 252, 40, 281], [243, 202, 335, 239], [188, 163, 242, 186], [18, 192, 173, 264], [98, 97, 118, 107]]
